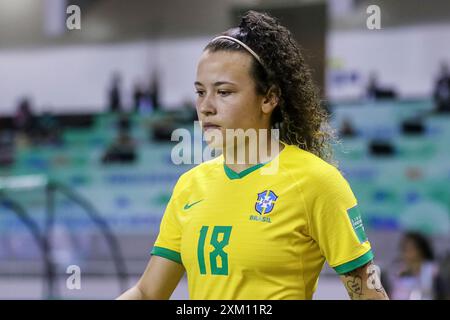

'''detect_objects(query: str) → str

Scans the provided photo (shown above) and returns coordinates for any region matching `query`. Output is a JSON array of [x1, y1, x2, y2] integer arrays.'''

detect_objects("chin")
[[204, 129, 224, 149]]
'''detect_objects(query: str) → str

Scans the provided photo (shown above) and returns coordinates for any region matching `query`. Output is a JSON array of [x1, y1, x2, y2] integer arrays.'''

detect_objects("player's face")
[[195, 50, 270, 148]]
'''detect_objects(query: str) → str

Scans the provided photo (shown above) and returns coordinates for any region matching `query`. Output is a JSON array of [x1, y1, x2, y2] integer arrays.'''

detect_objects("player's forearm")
[[340, 261, 389, 300], [116, 285, 146, 300], [117, 283, 171, 300], [344, 282, 389, 300]]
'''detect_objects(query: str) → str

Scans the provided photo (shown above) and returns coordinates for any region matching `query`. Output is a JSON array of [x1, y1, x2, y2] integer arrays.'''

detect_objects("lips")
[[202, 122, 221, 130]]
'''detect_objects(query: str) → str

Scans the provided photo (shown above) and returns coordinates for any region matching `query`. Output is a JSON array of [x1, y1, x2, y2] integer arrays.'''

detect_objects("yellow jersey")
[[151, 142, 373, 299]]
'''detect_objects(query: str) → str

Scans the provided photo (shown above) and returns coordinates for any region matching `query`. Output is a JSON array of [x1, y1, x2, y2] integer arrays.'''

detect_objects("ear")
[[261, 85, 280, 115]]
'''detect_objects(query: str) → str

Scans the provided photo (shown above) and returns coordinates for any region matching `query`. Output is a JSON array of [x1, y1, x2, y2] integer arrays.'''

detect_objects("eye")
[[218, 90, 231, 97], [195, 90, 205, 97]]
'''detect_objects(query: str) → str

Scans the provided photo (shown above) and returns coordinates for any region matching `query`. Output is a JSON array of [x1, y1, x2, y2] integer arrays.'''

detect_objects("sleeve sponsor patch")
[[347, 206, 368, 243]]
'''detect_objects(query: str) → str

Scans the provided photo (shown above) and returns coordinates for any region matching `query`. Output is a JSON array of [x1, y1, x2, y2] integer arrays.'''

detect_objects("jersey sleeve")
[[307, 165, 373, 275], [150, 178, 184, 265]]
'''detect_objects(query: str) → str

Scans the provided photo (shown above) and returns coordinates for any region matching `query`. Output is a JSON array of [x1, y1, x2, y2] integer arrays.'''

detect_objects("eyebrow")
[[194, 81, 237, 87]]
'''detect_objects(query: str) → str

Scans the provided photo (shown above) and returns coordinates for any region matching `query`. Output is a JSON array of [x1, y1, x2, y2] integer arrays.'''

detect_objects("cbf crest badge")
[[255, 190, 278, 215]]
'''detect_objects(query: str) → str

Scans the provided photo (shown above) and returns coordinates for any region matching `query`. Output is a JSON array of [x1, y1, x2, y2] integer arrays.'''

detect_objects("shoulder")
[[179, 154, 223, 181], [172, 155, 223, 195], [281, 144, 347, 189]]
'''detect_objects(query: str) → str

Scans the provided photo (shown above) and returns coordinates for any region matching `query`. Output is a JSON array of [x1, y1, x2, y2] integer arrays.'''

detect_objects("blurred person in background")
[[133, 80, 145, 113], [181, 97, 198, 123], [36, 110, 63, 146], [365, 72, 397, 101], [108, 72, 123, 113], [133, 80, 155, 114], [433, 62, 450, 113], [0, 130, 15, 167], [436, 252, 450, 299], [366, 72, 382, 101], [13, 97, 36, 143], [102, 113, 137, 164], [149, 72, 161, 112], [389, 231, 443, 299], [338, 117, 357, 138]]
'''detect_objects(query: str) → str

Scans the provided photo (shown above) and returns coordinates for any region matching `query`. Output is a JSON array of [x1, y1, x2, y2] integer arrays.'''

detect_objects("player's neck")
[[223, 136, 284, 174]]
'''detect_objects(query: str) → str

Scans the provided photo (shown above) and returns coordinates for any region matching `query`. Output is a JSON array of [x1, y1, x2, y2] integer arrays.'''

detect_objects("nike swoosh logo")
[[184, 200, 203, 210]]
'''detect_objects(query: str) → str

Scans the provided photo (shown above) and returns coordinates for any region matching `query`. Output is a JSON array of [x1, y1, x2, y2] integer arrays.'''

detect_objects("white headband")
[[210, 35, 264, 67]]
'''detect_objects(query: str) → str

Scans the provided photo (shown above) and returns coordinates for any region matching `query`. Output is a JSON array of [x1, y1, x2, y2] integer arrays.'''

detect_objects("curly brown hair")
[[205, 10, 335, 164]]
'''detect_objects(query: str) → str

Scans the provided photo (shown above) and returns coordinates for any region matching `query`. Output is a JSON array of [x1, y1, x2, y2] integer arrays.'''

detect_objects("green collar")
[[223, 162, 267, 180], [222, 141, 287, 180]]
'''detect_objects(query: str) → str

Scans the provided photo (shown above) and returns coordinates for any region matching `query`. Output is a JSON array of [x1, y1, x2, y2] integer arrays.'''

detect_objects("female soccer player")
[[118, 10, 388, 300]]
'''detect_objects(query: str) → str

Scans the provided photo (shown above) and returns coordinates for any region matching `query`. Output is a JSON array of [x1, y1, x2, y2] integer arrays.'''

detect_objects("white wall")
[[0, 41, 155, 115], [2, 22, 450, 115], [0, 37, 210, 116], [154, 37, 208, 110], [327, 23, 450, 101]]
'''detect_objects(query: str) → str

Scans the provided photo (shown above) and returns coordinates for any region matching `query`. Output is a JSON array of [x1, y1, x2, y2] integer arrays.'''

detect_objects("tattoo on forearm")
[[367, 264, 382, 290], [343, 262, 389, 300], [346, 276, 363, 295], [366, 263, 388, 298]]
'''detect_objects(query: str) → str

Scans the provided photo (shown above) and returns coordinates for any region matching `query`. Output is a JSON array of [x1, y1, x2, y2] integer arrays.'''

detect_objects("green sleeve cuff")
[[151, 246, 183, 265], [334, 250, 374, 275]]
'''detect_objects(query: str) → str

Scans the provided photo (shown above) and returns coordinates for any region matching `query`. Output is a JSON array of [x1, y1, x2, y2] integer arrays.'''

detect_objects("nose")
[[197, 93, 217, 117]]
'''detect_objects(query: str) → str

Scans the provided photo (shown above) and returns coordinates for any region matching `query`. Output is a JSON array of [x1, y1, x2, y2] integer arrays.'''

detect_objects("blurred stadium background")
[[0, 0, 449, 299]]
